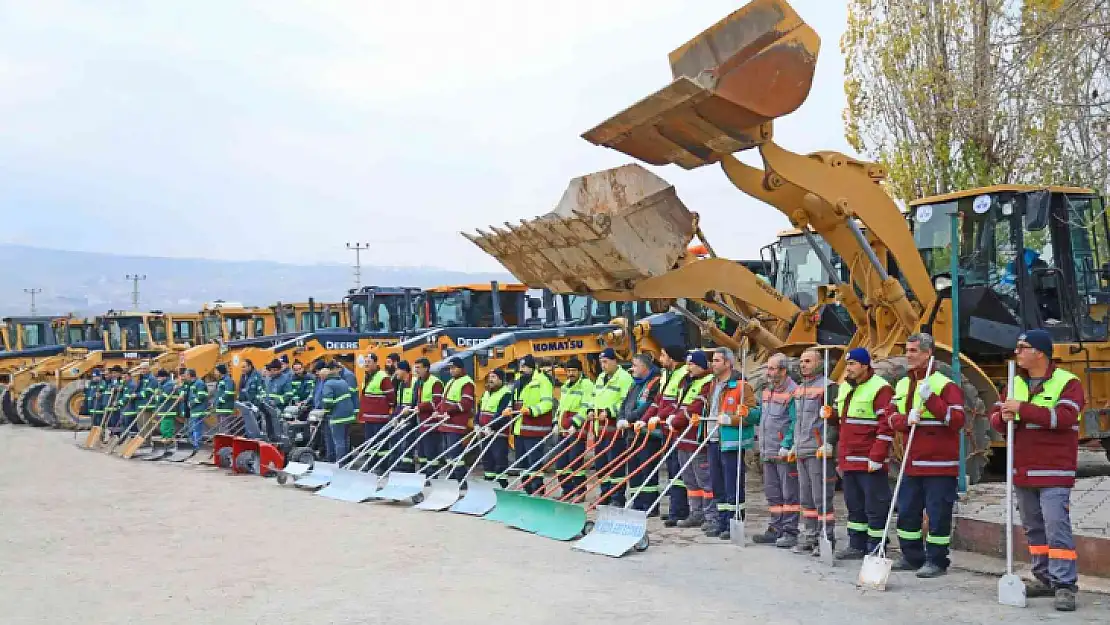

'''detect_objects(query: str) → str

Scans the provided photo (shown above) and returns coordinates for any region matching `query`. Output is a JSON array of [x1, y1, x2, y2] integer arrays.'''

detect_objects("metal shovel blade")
[[818, 535, 834, 566], [370, 472, 428, 503], [506, 495, 587, 541], [483, 488, 529, 525], [449, 478, 497, 516], [167, 446, 198, 462], [998, 574, 1027, 608], [294, 462, 337, 489], [730, 517, 746, 547], [415, 479, 462, 511], [280, 461, 313, 479], [315, 469, 381, 503], [858, 554, 892, 591], [572, 505, 649, 557]]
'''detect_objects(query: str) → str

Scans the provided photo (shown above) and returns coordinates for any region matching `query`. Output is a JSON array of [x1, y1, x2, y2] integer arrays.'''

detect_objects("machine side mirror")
[[1023, 190, 1051, 231]]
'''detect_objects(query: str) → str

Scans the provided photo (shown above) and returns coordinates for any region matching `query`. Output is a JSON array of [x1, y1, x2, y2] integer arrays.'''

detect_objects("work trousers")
[[186, 414, 207, 448], [665, 446, 689, 520], [897, 475, 957, 569], [842, 469, 892, 553], [514, 436, 546, 495], [554, 434, 587, 497], [708, 443, 744, 530], [677, 448, 713, 522], [1017, 486, 1078, 590], [323, 421, 350, 463], [418, 431, 445, 473], [158, 415, 177, 439], [440, 432, 468, 480], [762, 460, 800, 537], [89, 409, 104, 427], [629, 435, 663, 511], [482, 434, 510, 487], [797, 455, 836, 545], [362, 422, 389, 463], [595, 431, 628, 506]]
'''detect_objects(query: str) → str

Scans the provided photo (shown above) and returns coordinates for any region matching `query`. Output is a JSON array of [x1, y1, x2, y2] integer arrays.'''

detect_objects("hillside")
[[0, 244, 512, 317]]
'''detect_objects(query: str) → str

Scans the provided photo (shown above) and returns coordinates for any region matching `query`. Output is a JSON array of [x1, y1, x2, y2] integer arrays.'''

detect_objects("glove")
[[689, 413, 701, 427], [816, 443, 833, 458], [736, 405, 750, 418], [520, 407, 532, 418], [481, 425, 493, 437], [778, 447, 791, 459], [616, 419, 630, 430], [820, 405, 834, 419], [665, 415, 676, 428], [501, 407, 514, 417], [717, 414, 733, 427], [867, 460, 883, 472], [908, 408, 921, 426], [648, 416, 661, 428], [633, 421, 644, 433], [918, 382, 933, 401]]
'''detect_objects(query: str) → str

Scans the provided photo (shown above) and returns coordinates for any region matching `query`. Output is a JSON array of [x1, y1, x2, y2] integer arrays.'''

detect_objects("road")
[[0, 427, 1104, 624]]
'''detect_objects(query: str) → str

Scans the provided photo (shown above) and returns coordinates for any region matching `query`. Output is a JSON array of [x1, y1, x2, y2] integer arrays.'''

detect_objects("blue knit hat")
[[688, 350, 709, 369], [846, 347, 871, 366], [1018, 329, 1053, 357]]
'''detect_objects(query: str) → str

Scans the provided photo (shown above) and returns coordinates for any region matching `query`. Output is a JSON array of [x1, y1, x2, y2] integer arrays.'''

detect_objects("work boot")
[[915, 563, 946, 578], [663, 517, 681, 528], [1053, 588, 1077, 612], [719, 530, 731, 541], [775, 534, 798, 549], [677, 515, 704, 529], [791, 541, 814, 554], [1024, 578, 1055, 598], [705, 526, 722, 538], [835, 546, 866, 561], [891, 558, 920, 572], [751, 529, 779, 545]]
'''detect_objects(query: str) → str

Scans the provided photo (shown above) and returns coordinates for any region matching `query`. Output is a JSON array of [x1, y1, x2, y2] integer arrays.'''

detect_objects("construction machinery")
[[199, 302, 276, 342], [1, 316, 105, 424], [271, 300, 348, 334]]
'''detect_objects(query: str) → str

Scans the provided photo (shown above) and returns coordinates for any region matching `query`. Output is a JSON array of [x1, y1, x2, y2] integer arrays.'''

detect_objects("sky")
[[0, 0, 852, 272]]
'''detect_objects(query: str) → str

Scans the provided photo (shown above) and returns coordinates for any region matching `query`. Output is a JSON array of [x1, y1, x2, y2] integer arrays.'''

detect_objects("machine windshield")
[[774, 235, 831, 307], [20, 322, 49, 349], [106, 317, 150, 350], [350, 294, 409, 333]]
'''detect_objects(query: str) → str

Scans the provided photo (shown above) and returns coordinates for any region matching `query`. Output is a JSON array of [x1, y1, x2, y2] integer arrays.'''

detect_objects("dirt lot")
[[0, 427, 1105, 624]]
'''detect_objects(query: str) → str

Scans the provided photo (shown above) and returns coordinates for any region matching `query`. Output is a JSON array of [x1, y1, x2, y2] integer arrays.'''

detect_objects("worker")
[[289, 360, 315, 405], [554, 357, 594, 496], [117, 371, 139, 433], [384, 352, 402, 405], [391, 360, 417, 469], [659, 350, 714, 529], [182, 369, 209, 449], [646, 345, 691, 527], [502, 354, 554, 495], [752, 353, 801, 548], [789, 347, 839, 556], [619, 353, 661, 512], [989, 329, 1084, 612], [84, 368, 105, 426], [705, 346, 758, 540], [590, 348, 635, 505], [103, 366, 125, 429], [834, 347, 895, 561], [238, 359, 264, 404], [334, 358, 359, 400], [886, 333, 966, 577], [155, 369, 179, 441], [436, 357, 475, 480], [358, 353, 396, 448], [267, 358, 294, 408], [134, 362, 157, 413], [320, 364, 355, 462], [477, 368, 514, 486], [212, 364, 237, 429], [413, 358, 444, 472]]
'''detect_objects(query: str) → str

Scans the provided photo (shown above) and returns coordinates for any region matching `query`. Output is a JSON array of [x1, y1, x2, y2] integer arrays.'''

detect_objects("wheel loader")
[[1, 316, 105, 424], [271, 300, 348, 334]]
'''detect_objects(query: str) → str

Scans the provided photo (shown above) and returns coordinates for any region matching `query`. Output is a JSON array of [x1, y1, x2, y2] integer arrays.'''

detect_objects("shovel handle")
[[593, 428, 676, 512], [527, 426, 592, 495], [556, 426, 626, 502], [568, 428, 650, 504]]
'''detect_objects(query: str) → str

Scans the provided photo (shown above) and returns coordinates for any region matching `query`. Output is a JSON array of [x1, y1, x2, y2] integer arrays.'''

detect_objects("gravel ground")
[[1, 427, 1105, 624]]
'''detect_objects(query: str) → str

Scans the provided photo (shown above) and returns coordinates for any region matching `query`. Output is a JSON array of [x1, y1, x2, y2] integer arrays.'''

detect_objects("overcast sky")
[[0, 0, 850, 272]]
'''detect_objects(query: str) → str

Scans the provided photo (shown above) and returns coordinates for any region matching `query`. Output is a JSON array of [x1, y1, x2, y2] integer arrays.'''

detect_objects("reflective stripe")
[[915, 420, 949, 427], [867, 527, 885, 538], [518, 424, 550, 434], [1048, 548, 1077, 560], [1050, 408, 1057, 429], [845, 418, 878, 426], [1025, 469, 1076, 477], [925, 534, 951, 546], [897, 529, 923, 540], [876, 435, 893, 442], [1029, 545, 1049, 555], [847, 521, 868, 532], [911, 460, 959, 467], [1057, 398, 1080, 411], [845, 456, 872, 463]]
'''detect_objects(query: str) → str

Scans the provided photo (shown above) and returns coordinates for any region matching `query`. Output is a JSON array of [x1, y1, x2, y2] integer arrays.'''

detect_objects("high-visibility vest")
[[480, 385, 511, 414], [1012, 368, 1081, 420], [444, 375, 474, 403], [591, 367, 634, 415], [362, 370, 388, 396], [418, 376, 438, 404], [836, 374, 890, 424], [660, 365, 688, 400], [399, 379, 415, 406], [894, 371, 953, 420], [556, 376, 594, 430]]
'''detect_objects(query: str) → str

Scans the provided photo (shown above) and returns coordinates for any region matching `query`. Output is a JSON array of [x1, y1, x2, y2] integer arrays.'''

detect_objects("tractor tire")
[[17, 383, 54, 427], [872, 356, 991, 485], [2, 387, 25, 424], [35, 383, 60, 428], [288, 446, 316, 468], [53, 380, 89, 431], [0, 384, 7, 424]]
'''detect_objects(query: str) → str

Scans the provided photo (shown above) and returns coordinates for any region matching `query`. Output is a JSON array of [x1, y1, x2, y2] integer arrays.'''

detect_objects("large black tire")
[[35, 383, 60, 428], [18, 383, 54, 427], [52, 380, 89, 430], [2, 387, 25, 424], [0, 384, 7, 424]]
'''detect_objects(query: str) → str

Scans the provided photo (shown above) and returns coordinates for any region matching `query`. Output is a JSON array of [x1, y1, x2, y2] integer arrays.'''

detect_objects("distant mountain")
[[0, 244, 513, 317]]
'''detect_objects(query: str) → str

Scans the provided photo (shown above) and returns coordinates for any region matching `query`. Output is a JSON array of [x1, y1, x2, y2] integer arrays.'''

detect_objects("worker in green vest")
[[502, 355, 554, 494], [435, 357, 476, 480], [477, 368, 514, 486], [588, 347, 635, 506], [554, 356, 594, 495]]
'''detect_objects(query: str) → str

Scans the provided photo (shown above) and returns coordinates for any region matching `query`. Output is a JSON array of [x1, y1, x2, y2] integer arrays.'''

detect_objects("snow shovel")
[[858, 423, 917, 590], [817, 347, 834, 565], [575, 422, 708, 557], [105, 394, 162, 453], [310, 412, 415, 498], [998, 360, 1026, 608], [449, 420, 520, 515], [109, 395, 173, 455], [80, 386, 122, 449], [484, 428, 564, 524], [362, 414, 454, 503], [731, 345, 749, 547], [418, 420, 513, 511]]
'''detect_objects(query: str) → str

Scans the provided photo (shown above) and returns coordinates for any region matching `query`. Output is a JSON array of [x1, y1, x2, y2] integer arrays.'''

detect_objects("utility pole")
[[23, 288, 42, 316], [346, 242, 370, 289], [125, 274, 146, 310]]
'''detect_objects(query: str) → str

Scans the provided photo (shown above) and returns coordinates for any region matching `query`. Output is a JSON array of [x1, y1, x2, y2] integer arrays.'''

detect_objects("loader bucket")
[[506, 495, 587, 541], [483, 488, 531, 525], [581, 0, 820, 169], [294, 462, 336, 489], [414, 478, 463, 511], [463, 164, 696, 295], [369, 471, 428, 503], [315, 469, 381, 503], [572, 505, 649, 557], [449, 478, 498, 516]]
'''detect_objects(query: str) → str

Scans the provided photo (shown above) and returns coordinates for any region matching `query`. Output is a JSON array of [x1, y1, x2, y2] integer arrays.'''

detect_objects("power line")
[[346, 243, 370, 289], [125, 274, 147, 310], [23, 288, 42, 316]]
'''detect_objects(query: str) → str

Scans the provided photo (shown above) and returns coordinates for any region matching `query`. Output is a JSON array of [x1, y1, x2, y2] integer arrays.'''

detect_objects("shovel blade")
[[315, 469, 381, 502], [858, 554, 892, 591], [505, 495, 586, 540], [818, 536, 834, 566], [572, 505, 648, 557], [998, 574, 1027, 608], [484, 489, 529, 525], [449, 478, 498, 516], [730, 517, 746, 546], [370, 472, 428, 503], [415, 479, 463, 511], [294, 462, 337, 489], [279, 461, 313, 479], [82, 426, 102, 449]]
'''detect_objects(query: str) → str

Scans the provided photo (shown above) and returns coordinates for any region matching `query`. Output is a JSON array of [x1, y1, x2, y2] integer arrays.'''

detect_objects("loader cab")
[[101, 313, 158, 351], [348, 286, 421, 334], [418, 283, 529, 328], [53, 318, 102, 346], [910, 186, 1110, 355], [3, 317, 58, 351], [278, 302, 346, 332], [760, 230, 843, 310]]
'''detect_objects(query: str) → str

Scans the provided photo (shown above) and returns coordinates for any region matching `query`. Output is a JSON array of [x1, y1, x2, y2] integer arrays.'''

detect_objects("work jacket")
[[321, 374, 355, 424], [759, 378, 798, 461], [556, 376, 594, 433], [436, 374, 475, 434], [889, 365, 965, 477], [792, 374, 838, 460], [835, 372, 895, 473], [667, 373, 713, 452], [512, 372, 555, 438], [359, 369, 395, 424]]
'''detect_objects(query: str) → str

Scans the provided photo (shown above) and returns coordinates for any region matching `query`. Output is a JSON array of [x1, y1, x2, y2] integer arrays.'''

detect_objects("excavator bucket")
[[463, 164, 697, 296], [581, 0, 820, 169]]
